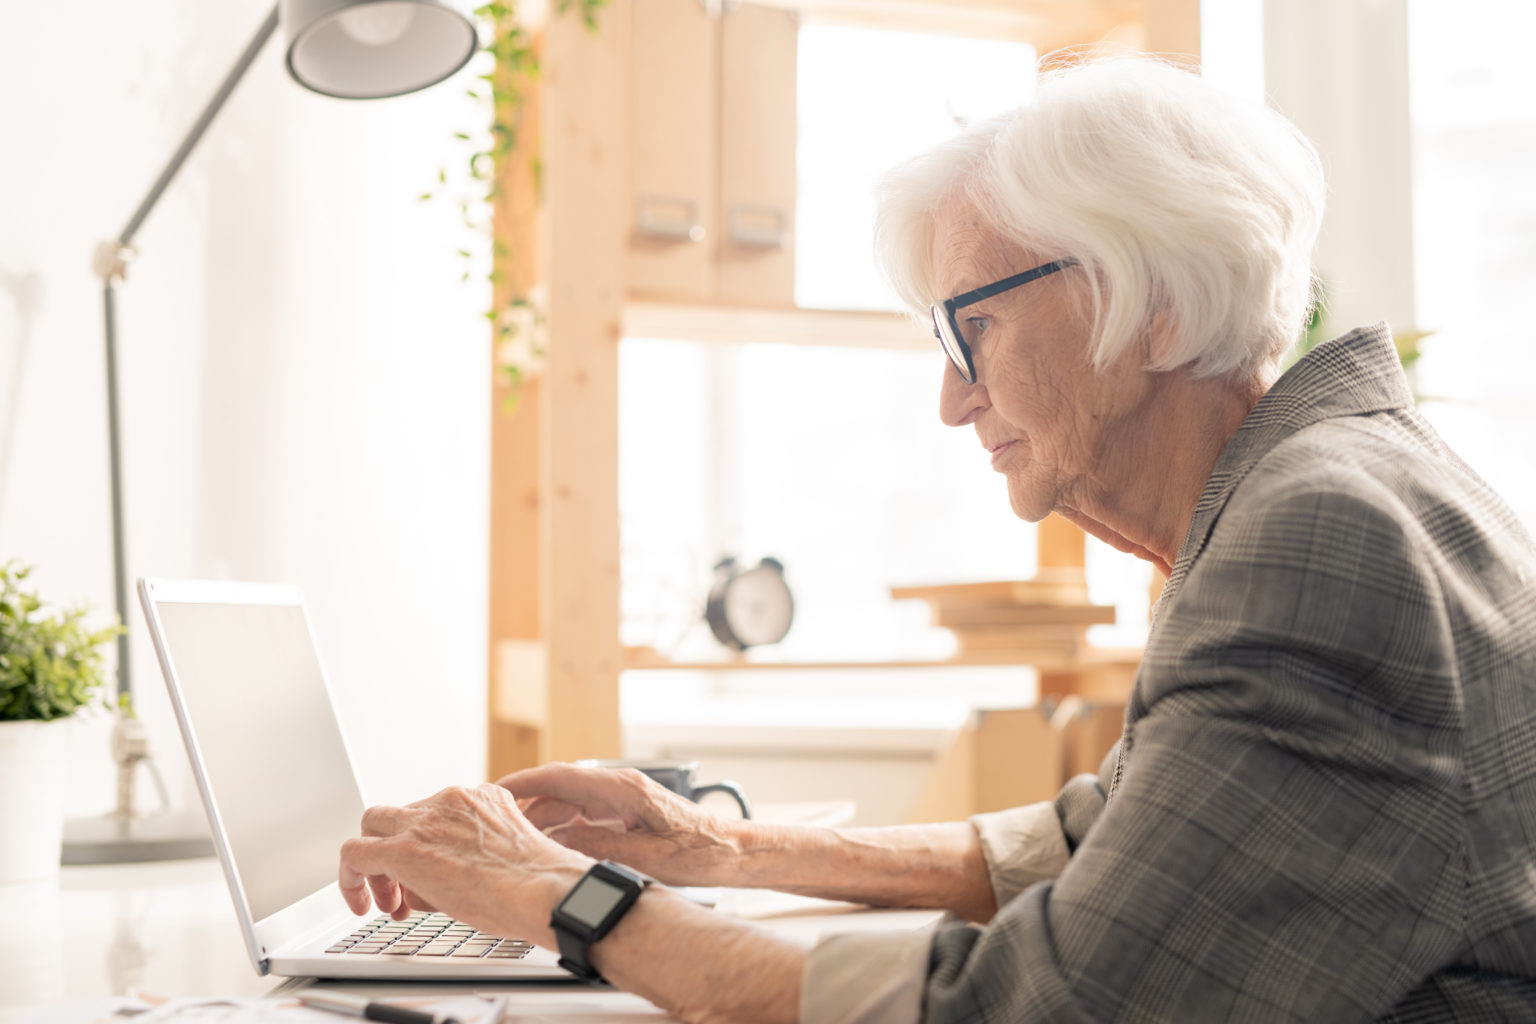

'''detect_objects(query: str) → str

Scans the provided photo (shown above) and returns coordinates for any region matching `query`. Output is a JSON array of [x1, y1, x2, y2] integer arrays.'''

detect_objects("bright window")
[[620, 24, 1151, 694], [1409, 1, 1536, 530], [794, 23, 1037, 311]]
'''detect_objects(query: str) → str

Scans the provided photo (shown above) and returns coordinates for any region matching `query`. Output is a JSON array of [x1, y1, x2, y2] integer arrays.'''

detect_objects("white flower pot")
[[0, 719, 68, 883]]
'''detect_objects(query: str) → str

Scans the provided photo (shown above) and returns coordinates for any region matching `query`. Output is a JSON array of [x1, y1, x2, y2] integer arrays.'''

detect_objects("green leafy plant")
[[0, 562, 122, 722]]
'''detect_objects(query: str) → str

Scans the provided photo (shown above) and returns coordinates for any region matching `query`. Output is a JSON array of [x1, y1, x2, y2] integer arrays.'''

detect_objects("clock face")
[[721, 565, 794, 648]]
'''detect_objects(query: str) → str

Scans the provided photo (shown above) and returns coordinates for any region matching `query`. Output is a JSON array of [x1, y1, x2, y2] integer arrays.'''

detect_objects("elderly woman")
[[338, 59, 1536, 1021]]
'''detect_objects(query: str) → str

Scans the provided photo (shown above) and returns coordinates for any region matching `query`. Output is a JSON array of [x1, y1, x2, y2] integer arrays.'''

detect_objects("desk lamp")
[[64, 0, 477, 864]]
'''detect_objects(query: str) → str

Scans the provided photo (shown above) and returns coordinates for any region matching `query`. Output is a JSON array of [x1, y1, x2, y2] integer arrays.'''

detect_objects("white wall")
[[0, 0, 491, 816], [1264, 0, 1417, 336]]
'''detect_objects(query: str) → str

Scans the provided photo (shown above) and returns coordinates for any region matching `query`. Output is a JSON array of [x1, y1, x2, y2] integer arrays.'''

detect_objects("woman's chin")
[[1005, 475, 1055, 523]]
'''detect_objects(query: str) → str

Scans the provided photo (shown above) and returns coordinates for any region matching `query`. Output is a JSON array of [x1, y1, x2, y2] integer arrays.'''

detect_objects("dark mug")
[[576, 759, 752, 819]]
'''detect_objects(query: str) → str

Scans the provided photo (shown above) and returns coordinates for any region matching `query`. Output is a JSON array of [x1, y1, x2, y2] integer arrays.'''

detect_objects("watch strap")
[[554, 925, 604, 982]]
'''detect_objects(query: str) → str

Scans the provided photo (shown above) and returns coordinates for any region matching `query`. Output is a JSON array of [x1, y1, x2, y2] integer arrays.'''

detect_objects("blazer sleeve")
[[919, 486, 1469, 1023]]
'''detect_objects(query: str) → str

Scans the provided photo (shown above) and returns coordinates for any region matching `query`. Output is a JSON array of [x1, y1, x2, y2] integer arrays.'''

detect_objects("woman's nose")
[[939, 361, 986, 427]]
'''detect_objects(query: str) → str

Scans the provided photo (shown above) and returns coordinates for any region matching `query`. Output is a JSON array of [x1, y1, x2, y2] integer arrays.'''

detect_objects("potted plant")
[[0, 562, 120, 882]]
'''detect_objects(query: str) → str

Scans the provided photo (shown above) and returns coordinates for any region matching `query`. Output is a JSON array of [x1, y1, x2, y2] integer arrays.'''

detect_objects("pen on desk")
[[297, 991, 461, 1024]]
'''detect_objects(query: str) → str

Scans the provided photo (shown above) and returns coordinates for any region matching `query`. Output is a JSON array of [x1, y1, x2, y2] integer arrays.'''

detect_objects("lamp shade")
[[282, 0, 477, 99]]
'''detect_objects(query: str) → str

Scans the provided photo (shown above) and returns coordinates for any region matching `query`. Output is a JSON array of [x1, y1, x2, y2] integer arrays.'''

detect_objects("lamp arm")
[[116, 4, 280, 248], [96, 3, 279, 703]]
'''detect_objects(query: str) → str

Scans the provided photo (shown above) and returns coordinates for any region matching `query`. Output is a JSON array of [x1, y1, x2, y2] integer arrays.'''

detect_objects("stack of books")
[[891, 571, 1116, 661]]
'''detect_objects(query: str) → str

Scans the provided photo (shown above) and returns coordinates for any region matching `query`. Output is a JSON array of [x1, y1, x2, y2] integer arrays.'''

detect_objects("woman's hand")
[[497, 763, 748, 886], [338, 783, 591, 946]]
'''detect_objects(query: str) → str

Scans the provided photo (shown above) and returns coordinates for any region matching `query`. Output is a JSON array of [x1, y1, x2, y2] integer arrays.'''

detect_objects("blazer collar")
[[1162, 322, 1415, 597]]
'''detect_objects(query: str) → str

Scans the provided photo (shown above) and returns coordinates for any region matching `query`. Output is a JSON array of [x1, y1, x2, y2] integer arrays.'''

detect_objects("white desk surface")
[[3, 803, 938, 1024]]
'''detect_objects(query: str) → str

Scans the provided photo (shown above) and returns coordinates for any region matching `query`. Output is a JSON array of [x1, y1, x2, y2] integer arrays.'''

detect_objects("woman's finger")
[[400, 886, 437, 914], [496, 763, 631, 812], [520, 796, 587, 831], [340, 836, 404, 916], [338, 837, 379, 915], [549, 827, 690, 884], [361, 804, 415, 838], [369, 874, 404, 916], [542, 822, 630, 858]]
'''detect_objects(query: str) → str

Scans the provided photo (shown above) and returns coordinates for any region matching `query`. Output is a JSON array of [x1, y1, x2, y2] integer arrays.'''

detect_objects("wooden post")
[[489, 4, 630, 779], [1142, 0, 1201, 63], [540, 3, 629, 764], [1036, 513, 1087, 573]]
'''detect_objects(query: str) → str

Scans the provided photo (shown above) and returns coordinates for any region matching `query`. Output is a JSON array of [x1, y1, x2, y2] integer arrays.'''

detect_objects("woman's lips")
[[989, 441, 1019, 469]]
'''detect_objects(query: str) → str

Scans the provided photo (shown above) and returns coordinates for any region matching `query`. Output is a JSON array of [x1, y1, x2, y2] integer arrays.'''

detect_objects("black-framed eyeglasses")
[[931, 259, 1076, 384]]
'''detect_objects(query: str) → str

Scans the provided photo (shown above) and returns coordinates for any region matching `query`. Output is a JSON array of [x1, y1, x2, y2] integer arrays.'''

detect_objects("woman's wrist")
[[689, 814, 755, 885], [514, 854, 592, 950]]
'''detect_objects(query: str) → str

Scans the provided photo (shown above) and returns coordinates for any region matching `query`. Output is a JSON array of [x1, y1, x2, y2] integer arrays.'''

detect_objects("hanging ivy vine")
[[423, 0, 610, 408]]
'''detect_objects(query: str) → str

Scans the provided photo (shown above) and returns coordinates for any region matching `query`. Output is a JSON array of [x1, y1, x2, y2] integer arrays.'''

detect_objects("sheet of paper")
[[125, 994, 503, 1024]]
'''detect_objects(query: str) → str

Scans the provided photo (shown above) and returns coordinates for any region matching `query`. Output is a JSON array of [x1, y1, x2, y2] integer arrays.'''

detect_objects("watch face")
[[560, 875, 628, 929], [722, 565, 794, 647]]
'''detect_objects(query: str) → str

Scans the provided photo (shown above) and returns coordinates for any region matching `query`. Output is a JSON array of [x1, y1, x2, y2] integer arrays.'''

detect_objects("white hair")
[[874, 57, 1326, 380]]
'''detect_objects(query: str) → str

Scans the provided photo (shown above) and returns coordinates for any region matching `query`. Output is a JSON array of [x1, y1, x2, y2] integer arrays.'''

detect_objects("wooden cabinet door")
[[629, 0, 719, 301], [717, 3, 798, 307]]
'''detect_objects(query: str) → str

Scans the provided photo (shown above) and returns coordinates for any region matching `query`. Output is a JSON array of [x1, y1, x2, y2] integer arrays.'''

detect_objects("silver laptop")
[[138, 577, 571, 980]]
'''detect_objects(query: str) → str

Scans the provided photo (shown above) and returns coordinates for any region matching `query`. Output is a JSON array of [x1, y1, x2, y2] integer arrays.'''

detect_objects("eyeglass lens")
[[933, 307, 975, 384]]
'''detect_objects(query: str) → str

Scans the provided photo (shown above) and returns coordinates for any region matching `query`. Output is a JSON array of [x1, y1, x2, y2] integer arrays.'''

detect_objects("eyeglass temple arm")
[[949, 259, 1077, 310]]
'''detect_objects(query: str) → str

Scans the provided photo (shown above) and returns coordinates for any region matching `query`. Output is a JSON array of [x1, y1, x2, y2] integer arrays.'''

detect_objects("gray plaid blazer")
[[924, 324, 1536, 1022]]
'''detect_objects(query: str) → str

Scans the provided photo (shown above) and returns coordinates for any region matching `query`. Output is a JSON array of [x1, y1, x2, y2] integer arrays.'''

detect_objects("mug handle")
[[690, 780, 752, 820]]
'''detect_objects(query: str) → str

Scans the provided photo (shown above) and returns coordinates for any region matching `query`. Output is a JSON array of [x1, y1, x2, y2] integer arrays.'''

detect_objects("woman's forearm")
[[719, 820, 998, 923], [594, 887, 805, 1024], [512, 867, 802, 1024]]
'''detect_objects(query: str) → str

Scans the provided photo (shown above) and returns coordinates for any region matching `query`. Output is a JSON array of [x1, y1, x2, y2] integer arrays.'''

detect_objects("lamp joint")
[[93, 241, 137, 284]]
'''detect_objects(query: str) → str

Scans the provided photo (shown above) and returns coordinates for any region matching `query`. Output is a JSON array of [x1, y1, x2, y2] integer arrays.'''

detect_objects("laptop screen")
[[153, 597, 367, 923]]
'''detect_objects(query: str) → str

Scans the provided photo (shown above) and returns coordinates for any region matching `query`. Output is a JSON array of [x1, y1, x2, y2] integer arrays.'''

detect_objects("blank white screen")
[[156, 599, 366, 922], [562, 877, 626, 928]]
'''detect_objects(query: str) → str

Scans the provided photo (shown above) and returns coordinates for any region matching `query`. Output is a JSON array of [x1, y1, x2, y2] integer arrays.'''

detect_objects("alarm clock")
[[705, 556, 794, 652]]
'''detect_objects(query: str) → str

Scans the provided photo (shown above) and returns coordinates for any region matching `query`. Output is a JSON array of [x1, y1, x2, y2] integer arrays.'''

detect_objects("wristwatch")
[[549, 860, 651, 983]]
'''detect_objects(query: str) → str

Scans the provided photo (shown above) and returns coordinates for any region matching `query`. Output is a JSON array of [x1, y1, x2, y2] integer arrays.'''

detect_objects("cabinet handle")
[[726, 203, 789, 250], [635, 195, 705, 243]]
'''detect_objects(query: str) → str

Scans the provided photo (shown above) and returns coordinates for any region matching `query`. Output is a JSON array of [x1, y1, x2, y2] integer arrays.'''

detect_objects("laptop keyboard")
[[325, 911, 533, 959]]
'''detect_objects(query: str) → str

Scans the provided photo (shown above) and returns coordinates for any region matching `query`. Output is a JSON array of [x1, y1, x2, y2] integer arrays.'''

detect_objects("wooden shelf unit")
[[620, 646, 1142, 706]]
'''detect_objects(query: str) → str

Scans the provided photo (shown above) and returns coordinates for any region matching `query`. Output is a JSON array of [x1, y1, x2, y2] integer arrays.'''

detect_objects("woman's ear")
[[1144, 308, 1179, 368]]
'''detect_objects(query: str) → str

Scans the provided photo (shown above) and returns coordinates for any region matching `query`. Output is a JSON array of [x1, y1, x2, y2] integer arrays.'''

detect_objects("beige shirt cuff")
[[970, 801, 1071, 907], [798, 803, 1068, 1024], [800, 922, 938, 1024]]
